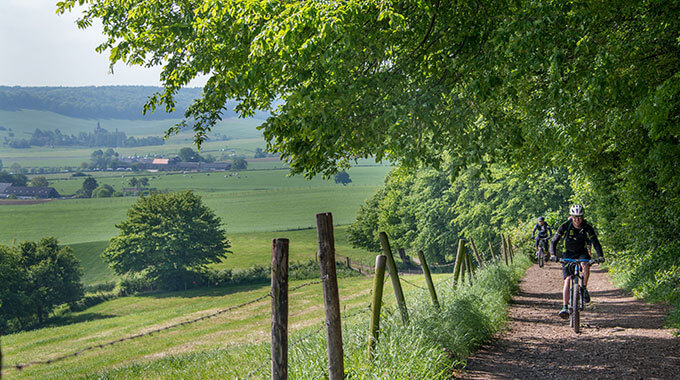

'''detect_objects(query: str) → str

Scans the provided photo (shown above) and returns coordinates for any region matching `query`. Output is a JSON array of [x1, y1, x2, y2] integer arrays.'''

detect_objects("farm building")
[[0, 184, 61, 199]]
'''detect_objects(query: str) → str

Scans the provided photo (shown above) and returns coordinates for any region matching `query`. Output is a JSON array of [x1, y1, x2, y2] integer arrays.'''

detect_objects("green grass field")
[[1, 272, 451, 379], [0, 109, 263, 139], [1, 164, 391, 285], [70, 225, 381, 286]]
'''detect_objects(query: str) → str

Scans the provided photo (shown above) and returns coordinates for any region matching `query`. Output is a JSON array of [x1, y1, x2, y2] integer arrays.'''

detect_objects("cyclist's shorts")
[[562, 252, 591, 279]]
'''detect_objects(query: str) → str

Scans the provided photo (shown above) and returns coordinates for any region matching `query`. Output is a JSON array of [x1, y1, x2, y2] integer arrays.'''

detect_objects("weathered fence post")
[[501, 234, 509, 265], [506, 235, 514, 264], [417, 250, 439, 309], [469, 238, 484, 268], [346, 257, 351, 269], [466, 251, 476, 284], [488, 241, 498, 261], [368, 255, 387, 359], [271, 238, 289, 380], [1, 330, 3, 380], [379, 232, 409, 325], [316, 213, 344, 380], [453, 239, 466, 287]]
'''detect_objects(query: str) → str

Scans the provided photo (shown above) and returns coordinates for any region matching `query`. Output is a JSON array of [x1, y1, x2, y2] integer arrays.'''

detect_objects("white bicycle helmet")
[[569, 204, 584, 217]]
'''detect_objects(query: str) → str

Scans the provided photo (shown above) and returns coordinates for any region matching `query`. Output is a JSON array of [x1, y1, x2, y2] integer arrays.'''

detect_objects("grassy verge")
[[3, 252, 531, 379]]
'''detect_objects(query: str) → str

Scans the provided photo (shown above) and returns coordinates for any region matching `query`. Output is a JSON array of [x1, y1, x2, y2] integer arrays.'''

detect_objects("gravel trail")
[[457, 261, 680, 379]]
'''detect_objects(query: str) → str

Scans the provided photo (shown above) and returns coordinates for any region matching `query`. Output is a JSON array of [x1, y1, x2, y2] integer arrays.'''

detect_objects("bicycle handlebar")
[[560, 258, 604, 264]]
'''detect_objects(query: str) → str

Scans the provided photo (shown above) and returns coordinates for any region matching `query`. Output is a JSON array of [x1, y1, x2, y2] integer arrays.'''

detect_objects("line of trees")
[[0, 238, 83, 332], [348, 162, 573, 264], [8, 124, 164, 149]]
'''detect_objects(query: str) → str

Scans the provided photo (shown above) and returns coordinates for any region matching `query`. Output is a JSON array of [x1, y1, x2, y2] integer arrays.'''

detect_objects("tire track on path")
[[458, 261, 680, 379]]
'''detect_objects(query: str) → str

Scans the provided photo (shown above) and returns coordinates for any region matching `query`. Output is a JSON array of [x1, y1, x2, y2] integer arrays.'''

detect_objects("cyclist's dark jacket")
[[550, 219, 603, 259], [532, 223, 553, 239]]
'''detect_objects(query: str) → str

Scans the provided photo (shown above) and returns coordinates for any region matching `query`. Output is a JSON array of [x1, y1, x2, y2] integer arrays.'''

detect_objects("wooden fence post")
[[346, 257, 351, 269], [379, 232, 409, 325], [368, 255, 387, 359], [316, 213, 344, 380], [501, 234, 509, 265], [271, 238, 289, 380], [466, 251, 475, 284], [469, 238, 484, 268], [506, 235, 514, 264], [488, 241, 498, 261], [417, 251, 439, 309], [452, 239, 466, 287]]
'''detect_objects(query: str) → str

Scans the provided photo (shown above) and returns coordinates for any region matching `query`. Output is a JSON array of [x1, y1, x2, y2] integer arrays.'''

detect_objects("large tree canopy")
[[60, 1, 679, 315], [103, 191, 231, 288], [57, 0, 678, 177]]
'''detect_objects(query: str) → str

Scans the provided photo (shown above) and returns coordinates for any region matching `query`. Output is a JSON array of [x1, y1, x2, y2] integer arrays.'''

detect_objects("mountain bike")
[[560, 258, 602, 333], [535, 237, 550, 268]]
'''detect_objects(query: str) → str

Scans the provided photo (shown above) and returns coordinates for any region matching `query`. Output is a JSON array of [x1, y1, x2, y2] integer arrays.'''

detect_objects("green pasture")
[[0, 165, 390, 244], [68, 225, 381, 286], [0, 137, 266, 168], [2, 271, 448, 379], [45, 163, 388, 196], [0, 109, 263, 139]]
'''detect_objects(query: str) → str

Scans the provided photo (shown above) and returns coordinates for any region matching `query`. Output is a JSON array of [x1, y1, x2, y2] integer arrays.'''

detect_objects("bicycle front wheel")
[[538, 247, 544, 268], [571, 278, 580, 333]]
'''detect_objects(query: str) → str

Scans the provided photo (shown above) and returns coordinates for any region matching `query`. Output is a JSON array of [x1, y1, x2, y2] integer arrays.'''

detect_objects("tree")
[[103, 191, 231, 289], [0, 238, 83, 328], [94, 184, 115, 198], [178, 147, 202, 162], [139, 177, 150, 187], [30, 176, 49, 187], [232, 157, 248, 170], [0, 171, 28, 186], [17, 238, 83, 324], [10, 162, 22, 174], [129, 177, 139, 188], [334, 171, 352, 186], [81, 177, 98, 198], [0, 244, 28, 331]]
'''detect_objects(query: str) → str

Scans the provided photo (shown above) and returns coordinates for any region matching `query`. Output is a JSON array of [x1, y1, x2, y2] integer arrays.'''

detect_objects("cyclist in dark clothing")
[[531, 216, 552, 253], [550, 205, 605, 318]]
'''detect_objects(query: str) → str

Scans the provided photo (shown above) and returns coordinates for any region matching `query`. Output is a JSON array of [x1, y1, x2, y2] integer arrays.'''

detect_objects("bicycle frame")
[[561, 258, 591, 333], [536, 237, 550, 267]]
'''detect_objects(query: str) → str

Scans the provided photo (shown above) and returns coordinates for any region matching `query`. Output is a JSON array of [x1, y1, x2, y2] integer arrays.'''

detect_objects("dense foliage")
[[348, 163, 572, 264], [103, 191, 231, 289], [0, 238, 83, 332], [0, 171, 28, 186], [59, 0, 679, 322]]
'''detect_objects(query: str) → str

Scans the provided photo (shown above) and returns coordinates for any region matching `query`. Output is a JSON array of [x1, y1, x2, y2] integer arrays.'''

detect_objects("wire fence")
[[2, 235, 515, 378], [4, 278, 327, 374], [241, 304, 372, 380]]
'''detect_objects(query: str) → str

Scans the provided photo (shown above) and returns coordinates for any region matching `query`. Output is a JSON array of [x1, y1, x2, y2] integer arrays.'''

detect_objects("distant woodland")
[[7, 123, 165, 149], [0, 86, 258, 120]]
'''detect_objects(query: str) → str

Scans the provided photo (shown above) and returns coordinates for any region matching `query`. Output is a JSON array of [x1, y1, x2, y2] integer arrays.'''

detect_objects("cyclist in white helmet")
[[550, 204, 605, 318]]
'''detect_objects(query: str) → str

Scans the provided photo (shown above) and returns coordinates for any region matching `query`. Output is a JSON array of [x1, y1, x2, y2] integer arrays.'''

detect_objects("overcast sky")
[[0, 0, 205, 87]]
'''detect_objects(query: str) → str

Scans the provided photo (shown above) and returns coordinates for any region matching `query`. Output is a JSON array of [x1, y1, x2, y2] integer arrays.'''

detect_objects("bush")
[[118, 273, 156, 296]]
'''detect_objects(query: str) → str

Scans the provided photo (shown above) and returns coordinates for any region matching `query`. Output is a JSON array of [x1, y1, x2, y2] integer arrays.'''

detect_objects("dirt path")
[[458, 261, 680, 379]]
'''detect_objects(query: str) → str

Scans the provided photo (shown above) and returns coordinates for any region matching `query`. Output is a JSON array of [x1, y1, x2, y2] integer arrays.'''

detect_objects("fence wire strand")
[[398, 276, 427, 291], [5, 278, 326, 373], [241, 304, 370, 380]]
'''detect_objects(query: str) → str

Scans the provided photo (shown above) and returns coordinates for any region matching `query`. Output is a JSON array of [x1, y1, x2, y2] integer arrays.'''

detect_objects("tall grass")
[[84, 254, 531, 379]]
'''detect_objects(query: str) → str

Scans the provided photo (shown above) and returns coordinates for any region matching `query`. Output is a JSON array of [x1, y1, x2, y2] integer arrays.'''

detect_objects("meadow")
[[0, 164, 392, 285], [1, 256, 531, 379]]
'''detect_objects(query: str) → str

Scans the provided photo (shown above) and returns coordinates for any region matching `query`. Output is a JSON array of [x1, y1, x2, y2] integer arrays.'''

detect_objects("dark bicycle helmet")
[[569, 204, 584, 217], [538, 216, 545, 222]]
